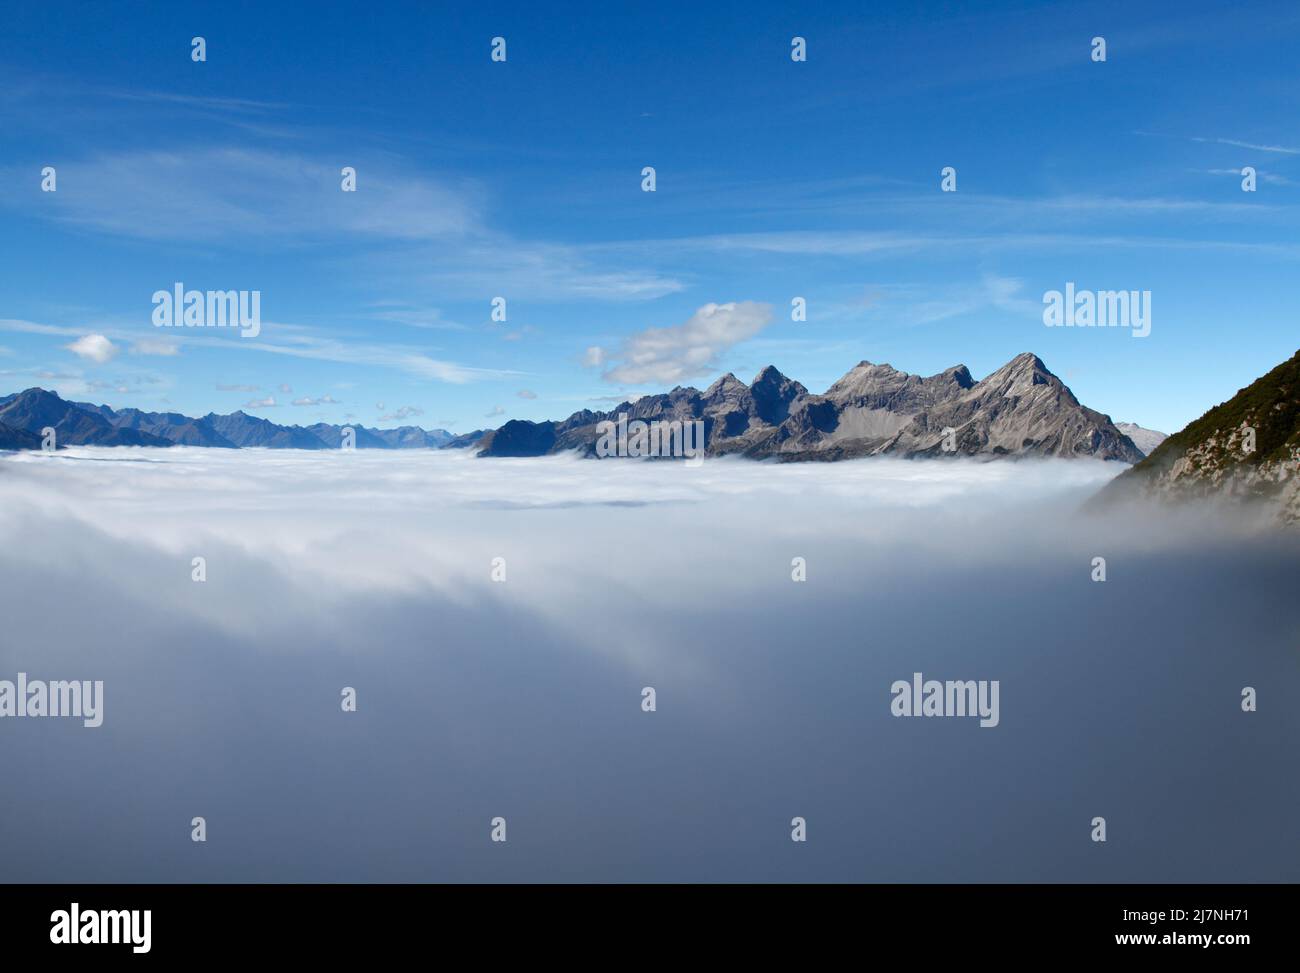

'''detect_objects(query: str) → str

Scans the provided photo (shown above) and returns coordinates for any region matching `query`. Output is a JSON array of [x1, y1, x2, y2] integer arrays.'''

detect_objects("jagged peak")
[[852, 360, 898, 373], [826, 360, 902, 387], [752, 364, 788, 384], [1004, 352, 1051, 373], [979, 353, 1058, 384], [706, 372, 747, 393]]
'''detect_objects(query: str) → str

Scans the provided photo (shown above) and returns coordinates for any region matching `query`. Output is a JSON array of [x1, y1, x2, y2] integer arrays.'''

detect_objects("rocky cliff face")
[[1099, 350, 1300, 524], [478, 353, 1144, 463]]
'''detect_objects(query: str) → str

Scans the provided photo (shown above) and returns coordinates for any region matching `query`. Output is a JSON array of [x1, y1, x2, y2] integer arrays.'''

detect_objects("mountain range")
[[479, 352, 1153, 462], [1, 355, 1161, 462], [1099, 348, 1300, 523], [0, 388, 479, 451]]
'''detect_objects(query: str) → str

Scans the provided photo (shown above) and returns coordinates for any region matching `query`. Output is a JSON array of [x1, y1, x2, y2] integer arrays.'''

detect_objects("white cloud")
[[65, 334, 118, 363], [516, 389, 538, 399], [593, 301, 773, 385], [379, 405, 423, 421], [244, 396, 277, 408]]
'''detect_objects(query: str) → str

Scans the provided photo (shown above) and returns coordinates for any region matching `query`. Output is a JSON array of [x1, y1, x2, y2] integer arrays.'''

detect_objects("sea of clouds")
[[1, 447, 1297, 881]]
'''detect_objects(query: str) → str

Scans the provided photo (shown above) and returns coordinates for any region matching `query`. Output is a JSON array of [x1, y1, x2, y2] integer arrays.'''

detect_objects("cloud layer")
[[0, 449, 1297, 881]]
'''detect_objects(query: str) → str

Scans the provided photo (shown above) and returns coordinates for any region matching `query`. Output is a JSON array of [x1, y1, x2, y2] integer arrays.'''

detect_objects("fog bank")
[[1, 448, 1296, 881]]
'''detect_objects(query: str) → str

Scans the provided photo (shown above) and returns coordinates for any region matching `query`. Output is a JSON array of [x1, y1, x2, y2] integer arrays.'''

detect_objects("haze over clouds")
[[1, 450, 1297, 881]]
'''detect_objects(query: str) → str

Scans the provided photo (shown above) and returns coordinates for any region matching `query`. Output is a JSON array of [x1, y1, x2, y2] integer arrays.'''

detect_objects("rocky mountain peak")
[[942, 365, 975, 388], [980, 352, 1062, 396], [705, 372, 746, 394], [750, 365, 808, 424]]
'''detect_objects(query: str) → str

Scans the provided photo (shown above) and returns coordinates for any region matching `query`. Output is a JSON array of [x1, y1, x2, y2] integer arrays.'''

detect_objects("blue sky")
[[1, 0, 1298, 434]]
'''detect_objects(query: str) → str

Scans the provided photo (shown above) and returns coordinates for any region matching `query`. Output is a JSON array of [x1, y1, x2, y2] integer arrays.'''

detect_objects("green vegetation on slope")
[[1120, 349, 1300, 484]]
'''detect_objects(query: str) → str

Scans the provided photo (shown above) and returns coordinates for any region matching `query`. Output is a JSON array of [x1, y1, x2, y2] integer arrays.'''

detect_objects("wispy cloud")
[[243, 327, 517, 384], [603, 229, 1300, 261], [0, 318, 84, 337], [1206, 167, 1297, 186], [1192, 136, 1300, 155], [0, 314, 514, 387], [406, 239, 683, 301], [1137, 130, 1300, 156], [366, 305, 472, 332], [130, 338, 180, 357], [97, 88, 290, 114], [0, 148, 480, 243], [829, 276, 1040, 328]]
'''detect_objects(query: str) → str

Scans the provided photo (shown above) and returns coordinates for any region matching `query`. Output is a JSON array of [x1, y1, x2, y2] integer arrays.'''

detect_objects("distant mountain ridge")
[[1098, 349, 1300, 523], [479, 352, 1145, 462], [2, 354, 1147, 464], [0, 388, 172, 447], [0, 388, 463, 451], [1115, 422, 1167, 458]]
